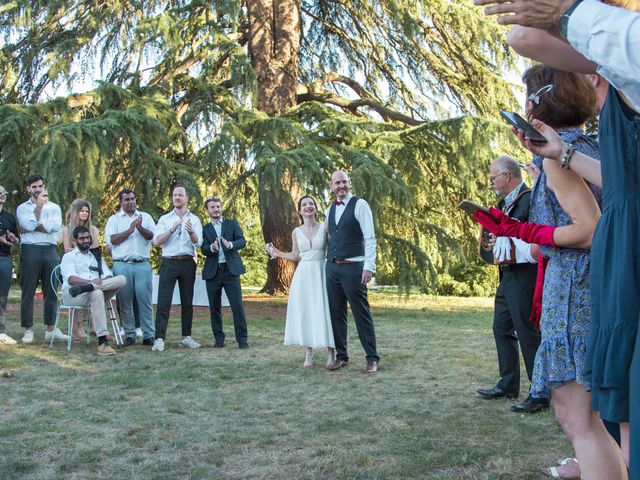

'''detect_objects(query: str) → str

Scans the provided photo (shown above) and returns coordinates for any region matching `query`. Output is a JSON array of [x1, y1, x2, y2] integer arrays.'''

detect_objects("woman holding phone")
[[268, 196, 335, 368]]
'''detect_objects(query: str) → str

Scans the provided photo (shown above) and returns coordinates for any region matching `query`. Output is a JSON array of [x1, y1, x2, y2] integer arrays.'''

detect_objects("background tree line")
[[0, 0, 527, 295]]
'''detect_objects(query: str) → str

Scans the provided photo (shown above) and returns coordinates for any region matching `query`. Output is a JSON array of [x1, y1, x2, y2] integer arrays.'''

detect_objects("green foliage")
[[436, 262, 498, 297], [0, 0, 526, 292]]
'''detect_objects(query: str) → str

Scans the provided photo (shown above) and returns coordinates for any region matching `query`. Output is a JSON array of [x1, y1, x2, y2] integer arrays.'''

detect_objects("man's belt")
[[0, 252, 10, 257], [332, 259, 358, 264], [163, 255, 193, 261], [114, 258, 147, 264]]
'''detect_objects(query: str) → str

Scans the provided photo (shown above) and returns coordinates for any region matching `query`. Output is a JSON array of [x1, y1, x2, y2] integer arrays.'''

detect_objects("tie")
[[335, 201, 345, 206]]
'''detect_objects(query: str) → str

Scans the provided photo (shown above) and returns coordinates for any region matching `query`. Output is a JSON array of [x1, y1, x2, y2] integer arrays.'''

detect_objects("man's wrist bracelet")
[[560, 143, 576, 169]]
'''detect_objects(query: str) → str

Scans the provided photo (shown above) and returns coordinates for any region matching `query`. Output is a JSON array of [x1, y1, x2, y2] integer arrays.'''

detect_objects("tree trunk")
[[248, 0, 301, 294]]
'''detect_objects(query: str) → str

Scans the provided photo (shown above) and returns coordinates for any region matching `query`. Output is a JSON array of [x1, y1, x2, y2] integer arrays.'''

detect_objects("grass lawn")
[[0, 291, 571, 479]]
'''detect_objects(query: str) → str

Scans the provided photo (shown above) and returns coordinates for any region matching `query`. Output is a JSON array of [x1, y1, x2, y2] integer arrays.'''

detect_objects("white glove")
[[493, 236, 512, 262], [513, 238, 538, 263]]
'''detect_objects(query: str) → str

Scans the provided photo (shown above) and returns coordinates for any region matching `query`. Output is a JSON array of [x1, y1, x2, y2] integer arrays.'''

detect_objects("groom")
[[325, 170, 380, 373]]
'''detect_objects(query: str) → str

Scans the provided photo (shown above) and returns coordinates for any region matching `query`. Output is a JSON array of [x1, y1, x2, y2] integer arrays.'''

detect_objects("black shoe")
[[123, 336, 135, 347], [142, 338, 155, 346], [238, 343, 249, 349], [476, 386, 518, 399], [212, 341, 225, 348], [69, 283, 95, 297], [510, 395, 550, 413]]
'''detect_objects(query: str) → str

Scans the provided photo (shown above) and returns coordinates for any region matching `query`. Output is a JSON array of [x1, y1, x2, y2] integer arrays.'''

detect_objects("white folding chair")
[[49, 265, 91, 352]]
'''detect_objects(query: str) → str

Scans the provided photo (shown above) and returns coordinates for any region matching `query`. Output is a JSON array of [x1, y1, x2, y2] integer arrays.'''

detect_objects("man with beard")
[[16, 174, 66, 344], [60, 226, 126, 355], [152, 183, 203, 352], [104, 189, 157, 346], [475, 156, 546, 413], [325, 170, 380, 373], [201, 196, 249, 349]]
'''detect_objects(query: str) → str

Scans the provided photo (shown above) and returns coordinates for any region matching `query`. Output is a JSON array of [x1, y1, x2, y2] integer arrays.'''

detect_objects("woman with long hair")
[[62, 199, 100, 253], [268, 196, 336, 368]]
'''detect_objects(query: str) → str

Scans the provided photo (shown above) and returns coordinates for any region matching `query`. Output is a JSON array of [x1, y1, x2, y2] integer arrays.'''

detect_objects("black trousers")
[[493, 268, 539, 396], [205, 263, 248, 345], [326, 261, 379, 362], [20, 244, 59, 328], [155, 258, 196, 339]]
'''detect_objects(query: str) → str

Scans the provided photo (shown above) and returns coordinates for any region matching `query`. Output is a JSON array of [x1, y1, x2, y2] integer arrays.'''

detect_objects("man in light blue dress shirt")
[[104, 189, 157, 346]]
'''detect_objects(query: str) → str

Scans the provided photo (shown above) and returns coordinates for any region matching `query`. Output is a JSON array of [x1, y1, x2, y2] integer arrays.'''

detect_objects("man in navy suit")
[[201, 196, 249, 348]]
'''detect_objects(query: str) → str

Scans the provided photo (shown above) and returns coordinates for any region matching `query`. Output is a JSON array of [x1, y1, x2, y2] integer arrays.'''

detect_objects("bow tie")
[[335, 200, 345, 206]]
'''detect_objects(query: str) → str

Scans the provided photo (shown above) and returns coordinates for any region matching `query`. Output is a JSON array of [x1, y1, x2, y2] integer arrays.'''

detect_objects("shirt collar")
[[211, 217, 224, 225], [503, 182, 525, 206], [118, 209, 139, 217]]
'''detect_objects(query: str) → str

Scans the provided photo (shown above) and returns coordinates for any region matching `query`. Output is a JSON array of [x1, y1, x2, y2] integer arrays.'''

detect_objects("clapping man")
[[201, 196, 249, 349], [16, 174, 67, 344], [104, 189, 157, 347], [60, 226, 126, 356], [325, 170, 380, 373], [152, 184, 203, 352]]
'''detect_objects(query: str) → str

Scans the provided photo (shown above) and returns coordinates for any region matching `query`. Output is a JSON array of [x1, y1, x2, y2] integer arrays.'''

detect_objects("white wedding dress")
[[284, 223, 335, 348]]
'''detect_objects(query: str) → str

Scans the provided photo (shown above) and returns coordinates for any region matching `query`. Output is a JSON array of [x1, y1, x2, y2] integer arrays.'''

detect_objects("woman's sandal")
[[545, 458, 580, 479]]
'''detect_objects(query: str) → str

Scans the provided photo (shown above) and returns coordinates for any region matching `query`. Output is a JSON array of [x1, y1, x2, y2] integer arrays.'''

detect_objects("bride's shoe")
[[303, 348, 313, 368]]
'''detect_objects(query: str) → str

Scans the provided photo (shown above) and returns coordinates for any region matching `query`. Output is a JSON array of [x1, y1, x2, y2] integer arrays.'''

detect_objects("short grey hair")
[[494, 155, 522, 180]]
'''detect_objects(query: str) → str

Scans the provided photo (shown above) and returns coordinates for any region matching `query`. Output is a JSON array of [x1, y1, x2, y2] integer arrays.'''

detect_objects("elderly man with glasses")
[[476, 156, 548, 414]]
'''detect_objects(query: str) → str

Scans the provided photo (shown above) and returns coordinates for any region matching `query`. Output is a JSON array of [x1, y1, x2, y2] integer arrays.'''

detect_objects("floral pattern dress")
[[529, 128, 601, 399]]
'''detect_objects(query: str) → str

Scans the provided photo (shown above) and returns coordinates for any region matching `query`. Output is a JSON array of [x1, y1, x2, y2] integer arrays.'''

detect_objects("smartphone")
[[458, 200, 497, 221], [499, 110, 547, 144]]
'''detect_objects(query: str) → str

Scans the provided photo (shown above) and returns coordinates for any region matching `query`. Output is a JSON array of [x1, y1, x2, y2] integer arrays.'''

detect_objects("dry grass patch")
[[0, 291, 568, 479]]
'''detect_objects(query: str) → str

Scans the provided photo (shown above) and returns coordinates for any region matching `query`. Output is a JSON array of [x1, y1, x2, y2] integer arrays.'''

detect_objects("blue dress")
[[586, 86, 640, 425], [529, 128, 601, 399]]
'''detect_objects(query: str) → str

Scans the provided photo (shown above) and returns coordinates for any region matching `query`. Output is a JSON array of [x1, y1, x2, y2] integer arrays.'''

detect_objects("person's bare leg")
[[619, 423, 630, 467], [552, 382, 627, 480]]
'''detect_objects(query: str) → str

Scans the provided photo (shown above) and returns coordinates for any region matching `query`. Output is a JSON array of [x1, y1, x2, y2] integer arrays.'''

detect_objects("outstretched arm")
[[269, 230, 301, 262], [507, 26, 597, 73]]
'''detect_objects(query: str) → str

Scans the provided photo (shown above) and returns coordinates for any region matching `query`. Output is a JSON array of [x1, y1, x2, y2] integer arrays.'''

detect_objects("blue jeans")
[[112, 260, 154, 339], [0, 255, 12, 333]]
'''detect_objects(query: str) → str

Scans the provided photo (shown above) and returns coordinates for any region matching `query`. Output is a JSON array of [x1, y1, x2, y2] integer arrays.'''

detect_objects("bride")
[[268, 196, 336, 368]]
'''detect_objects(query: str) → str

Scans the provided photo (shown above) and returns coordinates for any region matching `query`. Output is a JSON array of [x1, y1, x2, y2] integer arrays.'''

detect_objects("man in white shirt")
[[60, 226, 126, 356], [152, 184, 203, 352], [16, 174, 67, 344], [325, 170, 380, 373], [104, 189, 157, 347]]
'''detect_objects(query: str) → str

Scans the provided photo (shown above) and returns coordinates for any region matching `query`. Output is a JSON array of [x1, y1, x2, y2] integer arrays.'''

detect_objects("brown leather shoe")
[[365, 361, 378, 373], [327, 359, 348, 371], [97, 344, 116, 356]]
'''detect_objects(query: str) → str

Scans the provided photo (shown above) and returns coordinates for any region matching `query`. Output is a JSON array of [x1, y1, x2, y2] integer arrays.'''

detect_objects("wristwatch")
[[559, 0, 584, 40]]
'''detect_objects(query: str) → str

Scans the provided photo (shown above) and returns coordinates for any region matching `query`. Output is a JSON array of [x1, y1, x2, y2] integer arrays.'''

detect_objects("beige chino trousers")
[[62, 276, 126, 337]]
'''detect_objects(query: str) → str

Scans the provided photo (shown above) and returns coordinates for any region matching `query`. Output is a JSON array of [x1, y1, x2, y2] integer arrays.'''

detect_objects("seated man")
[[60, 226, 126, 356]]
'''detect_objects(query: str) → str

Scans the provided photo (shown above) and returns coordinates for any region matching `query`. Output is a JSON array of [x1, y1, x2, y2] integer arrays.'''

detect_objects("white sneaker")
[[0, 333, 17, 345], [135, 328, 143, 338], [179, 336, 201, 349], [22, 330, 34, 344], [151, 338, 165, 352], [44, 327, 70, 341]]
